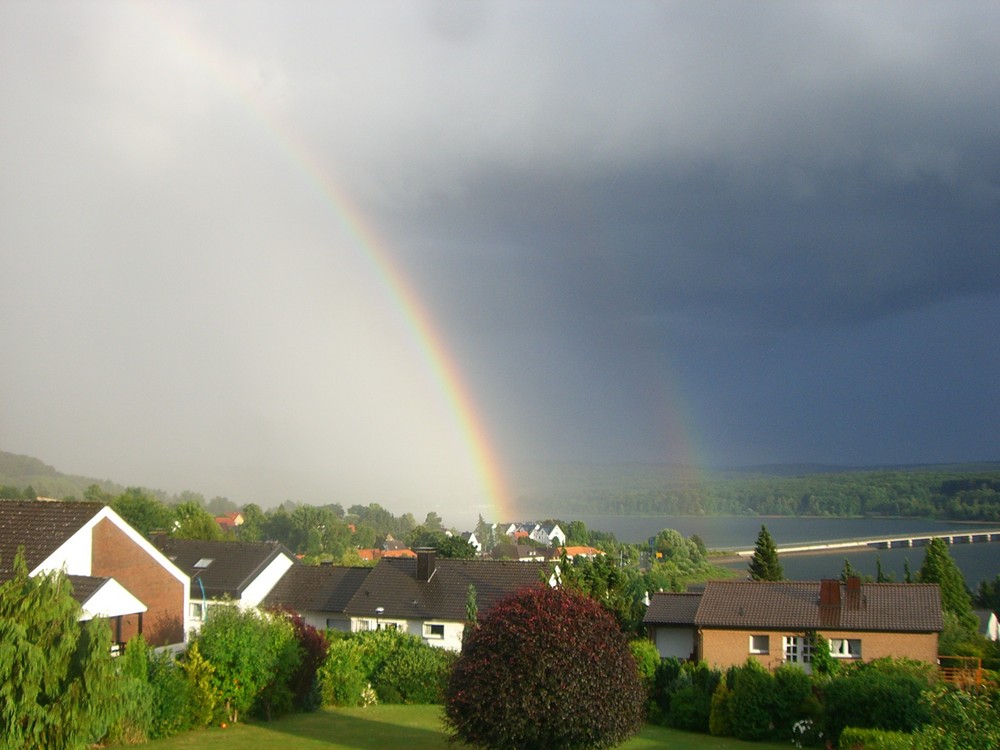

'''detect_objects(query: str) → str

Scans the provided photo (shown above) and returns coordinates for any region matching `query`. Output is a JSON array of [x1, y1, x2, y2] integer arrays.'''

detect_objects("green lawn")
[[126, 705, 792, 749]]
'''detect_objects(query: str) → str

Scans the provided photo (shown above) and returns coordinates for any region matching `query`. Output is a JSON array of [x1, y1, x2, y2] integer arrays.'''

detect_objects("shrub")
[[106, 636, 154, 745], [823, 660, 931, 744], [771, 664, 815, 740], [648, 656, 683, 722], [666, 661, 719, 733], [444, 586, 646, 750], [629, 639, 659, 692], [179, 640, 216, 727], [911, 685, 1000, 750], [839, 726, 913, 750], [318, 636, 366, 706], [708, 680, 733, 736], [729, 658, 775, 741], [147, 650, 194, 739], [270, 607, 328, 711], [373, 637, 456, 704], [192, 606, 301, 723], [0, 553, 121, 749]]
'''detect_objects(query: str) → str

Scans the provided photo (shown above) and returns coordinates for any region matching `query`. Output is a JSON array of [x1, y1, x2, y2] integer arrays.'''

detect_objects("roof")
[[644, 580, 943, 633], [644, 592, 702, 626], [343, 556, 548, 621], [0, 500, 104, 579], [263, 564, 371, 612], [153, 537, 293, 599]]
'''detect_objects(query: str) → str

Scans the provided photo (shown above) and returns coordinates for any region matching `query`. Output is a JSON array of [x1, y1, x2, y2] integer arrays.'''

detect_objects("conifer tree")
[[748, 525, 783, 581], [918, 537, 976, 632]]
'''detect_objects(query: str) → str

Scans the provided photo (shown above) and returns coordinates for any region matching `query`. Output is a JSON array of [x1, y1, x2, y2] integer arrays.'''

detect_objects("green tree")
[[748, 525, 783, 581], [445, 586, 645, 750], [112, 487, 174, 538], [918, 538, 977, 633], [239, 503, 266, 542], [173, 501, 224, 540], [975, 574, 1000, 612], [0, 549, 121, 749]]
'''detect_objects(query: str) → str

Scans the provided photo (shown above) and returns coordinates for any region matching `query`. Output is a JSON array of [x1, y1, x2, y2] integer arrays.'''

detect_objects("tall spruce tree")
[[918, 537, 976, 632], [748, 525, 784, 581]]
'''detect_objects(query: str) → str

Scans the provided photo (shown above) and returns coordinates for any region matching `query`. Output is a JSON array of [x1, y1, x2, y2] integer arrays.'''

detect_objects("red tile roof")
[[645, 580, 943, 633]]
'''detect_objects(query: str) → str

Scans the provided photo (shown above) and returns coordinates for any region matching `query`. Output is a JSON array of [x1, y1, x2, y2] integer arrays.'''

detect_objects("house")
[[560, 545, 604, 559], [974, 608, 999, 641], [356, 547, 416, 561], [152, 537, 295, 634], [214, 512, 244, 533], [264, 548, 564, 649], [262, 563, 371, 632], [539, 523, 567, 547], [0, 499, 189, 648], [491, 543, 558, 563], [644, 578, 943, 671], [461, 531, 482, 554]]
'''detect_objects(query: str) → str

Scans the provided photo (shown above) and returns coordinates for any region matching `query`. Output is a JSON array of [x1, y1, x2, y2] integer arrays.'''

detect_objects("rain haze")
[[2, 1, 998, 527]]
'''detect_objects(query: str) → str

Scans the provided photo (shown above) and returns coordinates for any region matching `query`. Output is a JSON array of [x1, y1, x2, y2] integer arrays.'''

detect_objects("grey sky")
[[2, 1, 998, 526]]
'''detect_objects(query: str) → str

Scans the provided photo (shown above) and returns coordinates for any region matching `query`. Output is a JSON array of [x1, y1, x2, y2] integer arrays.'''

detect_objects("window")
[[783, 636, 814, 665], [194, 558, 214, 568], [749, 635, 769, 654], [829, 638, 862, 659], [189, 602, 204, 620], [424, 623, 445, 639]]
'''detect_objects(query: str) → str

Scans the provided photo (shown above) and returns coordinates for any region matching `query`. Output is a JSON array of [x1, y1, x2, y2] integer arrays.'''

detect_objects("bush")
[[708, 680, 733, 736], [374, 638, 455, 704], [912, 685, 1000, 750], [147, 650, 194, 739], [666, 661, 719, 733], [839, 726, 913, 749], [106, 636, 154, 745], [823, 660, 931, 744], [771, 664, 815, 740], [629, 639, 659, 692], [649, 656, 684, 723], [444, 586, 646, 750], [318, 636, 367, 706], [729, 658, 775, 741], [193, 606, 301, 723], [270, 607, 328, 711]]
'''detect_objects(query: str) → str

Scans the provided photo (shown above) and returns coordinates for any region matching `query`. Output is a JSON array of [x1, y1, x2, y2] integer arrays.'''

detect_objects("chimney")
[[416, 548, 437, 582], [819, 579, 841, 607]]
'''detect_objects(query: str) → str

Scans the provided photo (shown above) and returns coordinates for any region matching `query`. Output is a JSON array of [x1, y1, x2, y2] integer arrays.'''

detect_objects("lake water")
[[575, 515, 1000, 587]]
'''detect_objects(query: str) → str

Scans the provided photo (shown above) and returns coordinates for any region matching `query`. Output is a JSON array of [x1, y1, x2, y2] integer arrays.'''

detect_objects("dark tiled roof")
[[0, 500, 105, 580], [343, 556, 548, 621], [263, 564, 371, 612], [67, 574, 110, 605], [152, 537, 293, 599], [643, 592, 703, 626], [665, 580, 943, 633]]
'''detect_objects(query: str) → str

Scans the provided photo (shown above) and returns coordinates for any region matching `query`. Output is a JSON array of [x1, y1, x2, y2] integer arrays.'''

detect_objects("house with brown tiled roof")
[[0, 499, 190, 649], [262, 563, 371, 632], [341, 548, 553, 650], [151, 536, 295, 634], [644, 578, 943, 671]]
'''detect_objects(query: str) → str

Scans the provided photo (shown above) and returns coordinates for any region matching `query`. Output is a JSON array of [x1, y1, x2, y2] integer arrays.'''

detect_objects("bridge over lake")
[[729, 529, 1000, 558]]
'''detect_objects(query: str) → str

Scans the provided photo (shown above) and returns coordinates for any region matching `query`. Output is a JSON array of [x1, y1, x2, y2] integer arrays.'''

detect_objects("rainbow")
[[134, 1, 516, 521]]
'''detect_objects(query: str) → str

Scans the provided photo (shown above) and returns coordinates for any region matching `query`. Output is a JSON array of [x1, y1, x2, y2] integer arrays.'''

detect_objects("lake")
[[575, 515, 1000, 587]]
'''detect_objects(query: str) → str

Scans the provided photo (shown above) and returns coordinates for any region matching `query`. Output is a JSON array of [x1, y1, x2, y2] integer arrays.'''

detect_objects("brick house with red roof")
[[644, 578, 943, 671]]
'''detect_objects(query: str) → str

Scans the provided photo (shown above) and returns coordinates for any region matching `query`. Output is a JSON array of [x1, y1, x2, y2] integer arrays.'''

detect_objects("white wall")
[[654, 627, 696, 660], [241, 554, 295, 607]]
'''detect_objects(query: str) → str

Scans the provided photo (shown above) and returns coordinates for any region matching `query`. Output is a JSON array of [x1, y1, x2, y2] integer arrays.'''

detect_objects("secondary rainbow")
[[136, 1, 516, 521]]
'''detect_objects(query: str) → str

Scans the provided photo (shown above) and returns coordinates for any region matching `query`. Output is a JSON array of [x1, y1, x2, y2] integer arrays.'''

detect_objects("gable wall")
[[699, 627, 939, 670], [92, 518, 185, 646]]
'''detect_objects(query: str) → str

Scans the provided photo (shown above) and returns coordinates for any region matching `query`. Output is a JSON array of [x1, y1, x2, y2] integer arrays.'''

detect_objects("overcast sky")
[[2, 1, 998, 525]]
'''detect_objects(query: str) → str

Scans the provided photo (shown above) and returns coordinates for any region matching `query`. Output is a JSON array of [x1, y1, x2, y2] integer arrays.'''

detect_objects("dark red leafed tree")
[[444, 586, 645, 750]]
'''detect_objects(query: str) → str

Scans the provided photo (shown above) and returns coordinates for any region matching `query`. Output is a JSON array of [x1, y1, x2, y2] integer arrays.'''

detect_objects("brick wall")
[[92, 519, 185, 646], [700, 627, 939, 671]]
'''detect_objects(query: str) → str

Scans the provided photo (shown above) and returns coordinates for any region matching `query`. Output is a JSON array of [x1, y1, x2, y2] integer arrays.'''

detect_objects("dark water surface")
[[576, 515, 1000, 586]]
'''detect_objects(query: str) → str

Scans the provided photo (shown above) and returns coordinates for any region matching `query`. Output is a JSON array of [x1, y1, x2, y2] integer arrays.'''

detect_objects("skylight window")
[[194, 558, 214, 568]]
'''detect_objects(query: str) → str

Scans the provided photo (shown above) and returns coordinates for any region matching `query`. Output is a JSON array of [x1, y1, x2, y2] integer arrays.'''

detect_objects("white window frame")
[[189, 602, 205, 621], [424, 622, 446, 639], [749, 634, 769, 654], [829, 638, 862, 659], [783, 636, 814, 665]]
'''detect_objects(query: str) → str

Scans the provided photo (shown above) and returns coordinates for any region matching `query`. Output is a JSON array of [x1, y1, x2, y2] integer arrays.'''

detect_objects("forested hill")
[[518, 462, 1000, 522], [0, 450, 123, 501]]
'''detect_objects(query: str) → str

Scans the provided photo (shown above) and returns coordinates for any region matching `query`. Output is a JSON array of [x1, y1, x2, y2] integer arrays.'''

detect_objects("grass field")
[[125, 705, 793, 749]]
